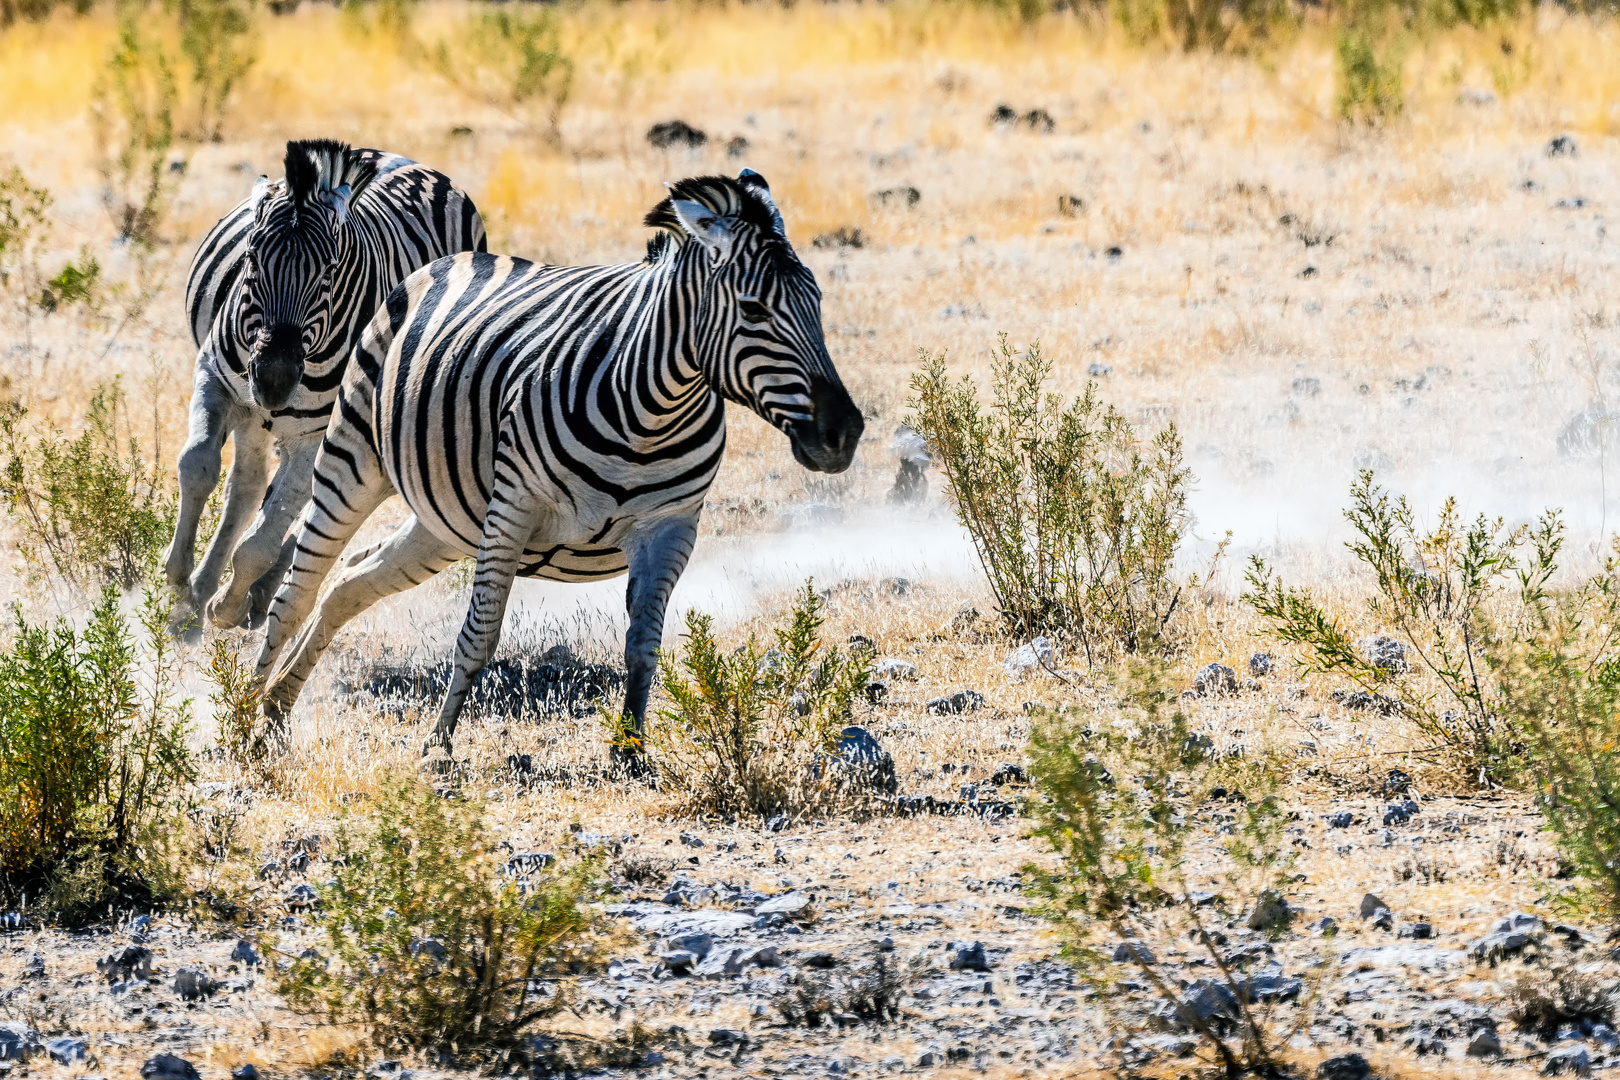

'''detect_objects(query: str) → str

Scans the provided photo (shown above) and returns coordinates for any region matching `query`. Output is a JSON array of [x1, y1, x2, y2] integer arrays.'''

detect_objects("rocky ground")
[[0, 638, 1609, 1080]]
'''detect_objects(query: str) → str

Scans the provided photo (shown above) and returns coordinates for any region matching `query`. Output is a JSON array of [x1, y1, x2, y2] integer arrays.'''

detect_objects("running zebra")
[[254, 170, 863, 762], [164, 139, 485, 632]]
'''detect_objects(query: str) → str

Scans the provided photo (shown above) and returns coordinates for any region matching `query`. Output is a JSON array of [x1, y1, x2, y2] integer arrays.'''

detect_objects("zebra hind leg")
[[255, 436, 395, 731], [265, 515, 459, 727]]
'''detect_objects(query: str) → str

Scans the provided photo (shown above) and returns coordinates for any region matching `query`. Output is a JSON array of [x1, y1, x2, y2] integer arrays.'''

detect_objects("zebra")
[[253, 170, 863, 764], [164, 139, 485, 633]]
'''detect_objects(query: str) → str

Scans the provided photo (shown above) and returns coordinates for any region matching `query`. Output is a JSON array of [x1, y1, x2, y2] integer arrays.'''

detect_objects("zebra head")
[[649, 171, 864, 474], [238, 139, 370, 410]]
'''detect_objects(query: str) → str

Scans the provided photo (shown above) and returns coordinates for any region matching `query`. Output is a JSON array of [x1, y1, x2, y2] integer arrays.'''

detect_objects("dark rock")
[[1470, 911, 1545, 965], [1246, 890, 1293, 932], [1552, 923, 1597, 949], [230, 939, 261, 966], [1369, 908, 1395, 932], [1548, 134, 1578, 157], [871, 186, 921, 208], [1244, 968, 1303, 1002], [1543, 1046, 1591, 1076], [1466, 1028, 1503, 1057], [97, 945, 155, 982], [46, 1037, 88, 1065], [1360, 635, 1409, 673], [1383, 804, 1412, 826], [659, 950, 696, 974], [989, 763, 1027, 786], [1404, 1029, 1446, 1055], [1249, 652, 1274, 677], [142, 1054, 203, 1080], [1315, 1054, 1371, 1080], [1111, 942, 1155, 964], [1383, 768, 1413, 796], [679, 832, 704, 849], [812, 227, 866, 250], [949, 941, 990, 971], [232, 1066, 262, 1080], [800, 950, 838, 969], [864, 680, 889, 704], [765, 813, 788, 833], [1397, 922, 1435, 939], [709, 1028, 749, 1047], [1325, 811, 1354, 828], [0, 911, 24, 931], [647, 120, 707, 149], [174, 969, 222, 1001], [1191, 663, 1238, 696], [1310, 916, 1339, 935], [926, 689, 985, 715], [873, 658, 918, 681], [1157, 980, 1241, 1032], [0, 1022, 43, 1062], [1359, 893, 1390, 919], [695, 944, 781, 978], [822, 725, 899, 795], [726, 136, 749, 158], [285, 882, 319, 910], [22, 953, 44, 978]]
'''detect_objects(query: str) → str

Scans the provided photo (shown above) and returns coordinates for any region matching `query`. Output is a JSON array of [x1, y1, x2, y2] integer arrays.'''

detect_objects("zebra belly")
[[516, 544, 629, 581]]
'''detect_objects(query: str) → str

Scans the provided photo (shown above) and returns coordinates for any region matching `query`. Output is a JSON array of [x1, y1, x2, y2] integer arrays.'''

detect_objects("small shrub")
[[1244, 471, 1561, 783], [1109, 0, 1293, 52], [0, 380, 178, 589], [205, 633, 269, 775], [1024, 664, 1305, 1077], [1507, 958, 1618, 1039], [38, 247, 102, 314], [1495, 563, 1620, 922], [777, 947, 919, 1027], [277, 780, 596, 1054], [650, 581, 872, 821], [0, 586, 195, 922], [1336, 28, 1405, 124], [908, 336, 1194, 664], [171, 0, 259, 143], [425, 7, 574, 149], [92, 6, 179, 248]]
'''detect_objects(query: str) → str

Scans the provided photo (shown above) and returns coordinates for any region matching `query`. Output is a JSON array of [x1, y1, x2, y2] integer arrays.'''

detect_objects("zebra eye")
[[738, 297, 772, 326]]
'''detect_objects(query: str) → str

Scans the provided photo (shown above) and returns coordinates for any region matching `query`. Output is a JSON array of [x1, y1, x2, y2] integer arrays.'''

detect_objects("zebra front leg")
[[616, 514, 700, 772], [206, 436, 318, 630], [162, 376, 237, 633], [423, 495, 544, 760]]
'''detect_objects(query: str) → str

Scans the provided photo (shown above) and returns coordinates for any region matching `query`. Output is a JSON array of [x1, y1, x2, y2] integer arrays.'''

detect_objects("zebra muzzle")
[[788, 379, 864, 474], [249, 325, 305, 410]]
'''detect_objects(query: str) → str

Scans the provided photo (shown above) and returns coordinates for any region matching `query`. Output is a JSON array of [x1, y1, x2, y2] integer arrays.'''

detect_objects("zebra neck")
[[602, 249, 721, 438]]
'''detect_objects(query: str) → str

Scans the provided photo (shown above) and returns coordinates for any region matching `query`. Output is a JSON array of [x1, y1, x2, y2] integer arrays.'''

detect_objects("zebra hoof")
[[609, 745, 654, 784]]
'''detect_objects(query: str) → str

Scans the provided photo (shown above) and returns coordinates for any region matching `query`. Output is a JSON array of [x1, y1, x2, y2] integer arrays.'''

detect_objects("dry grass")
[[1, 4, 1617, 1073]]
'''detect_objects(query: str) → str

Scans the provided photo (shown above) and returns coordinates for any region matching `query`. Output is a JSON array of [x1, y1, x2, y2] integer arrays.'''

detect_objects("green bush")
[[650, 581, 872, 821], [1108, 0, 1294, 52], [0, 380, 178, 590], [171, 0, 259, 143], [1335, 27, 1406, 123], [424, 6, 574, 149], [1244, 471, 1561, 784], [1495, 564, 1620, 923], [277, 780, 597, 1054], [0, 586, 195, 922], [1023, 665, 1305, 1076], [908, 336, 1194, 664], [205, 633, 269, 776], [38, 247, 102, 313], [92, 4, 179, 248]]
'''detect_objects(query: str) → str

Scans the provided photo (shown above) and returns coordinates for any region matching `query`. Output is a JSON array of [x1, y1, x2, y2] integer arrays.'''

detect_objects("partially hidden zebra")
[[165, 139, 485, 633], [253, 170, 864, 763]]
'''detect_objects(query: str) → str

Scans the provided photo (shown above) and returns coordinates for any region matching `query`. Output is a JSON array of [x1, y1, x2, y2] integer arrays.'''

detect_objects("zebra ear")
[[322, 183, 353, 229], [669, 197, 735, 261], [738, 170, 786, 236], [249, 175, 271, 216]]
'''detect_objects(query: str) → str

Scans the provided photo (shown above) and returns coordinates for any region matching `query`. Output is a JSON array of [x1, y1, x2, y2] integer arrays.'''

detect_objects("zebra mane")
[[643, 174, 783, 251], [283, 139, 377, 210]]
